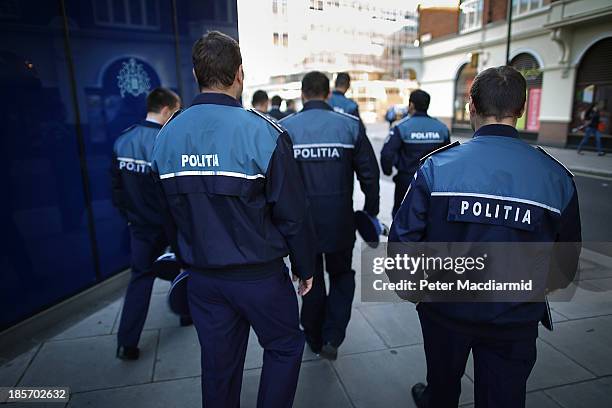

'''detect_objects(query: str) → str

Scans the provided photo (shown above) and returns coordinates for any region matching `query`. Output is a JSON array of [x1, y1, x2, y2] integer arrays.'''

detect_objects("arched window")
[[511, 53, 542, 132], [572, 37, 612, 136], [453, 63, 477, 126]]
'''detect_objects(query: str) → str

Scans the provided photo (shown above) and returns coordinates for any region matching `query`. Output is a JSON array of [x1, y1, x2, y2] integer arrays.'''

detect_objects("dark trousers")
[[301, 248, 355, 348], [392, 173, 413, 219], [117, 225, 167, 347], [188, 270, 304, 408], [418, 309, 537, 408]]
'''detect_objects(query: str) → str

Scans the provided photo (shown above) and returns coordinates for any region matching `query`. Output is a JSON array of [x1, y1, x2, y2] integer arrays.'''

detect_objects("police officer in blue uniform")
[[389, 66, 581, 408], [268, 95, 285, 120], [381, 89, 450, 218], [281, 71, 380, 360], [111, 87, 181, 360], [328, 72, 360, 118], [150, 31, 316, 408]]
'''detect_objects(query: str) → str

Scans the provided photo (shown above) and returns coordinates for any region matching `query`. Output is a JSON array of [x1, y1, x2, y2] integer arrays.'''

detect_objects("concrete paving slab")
[[67, 376, 201, 408], [359, 303, 423, 348], [152, 278, 171, 295], [460, 390, 563, 408], [549, 281, 612, 320], [333, 345, 474, 407], [19, 331, 158, 393], [53, 300, 121, 341], [111, 294, 179, 334], [545, 377, 612, 408], [0, 346, 39, 387], [153, 326, 200, 381], [464, 340, 595, 391], [337, 308, 386, 355], [241, 360, 351, 408], [539, 316, 612, 376]]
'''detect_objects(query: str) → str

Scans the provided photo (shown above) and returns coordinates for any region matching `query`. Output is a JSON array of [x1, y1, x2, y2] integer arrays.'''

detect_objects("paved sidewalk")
[[1, 181, 612, 407]]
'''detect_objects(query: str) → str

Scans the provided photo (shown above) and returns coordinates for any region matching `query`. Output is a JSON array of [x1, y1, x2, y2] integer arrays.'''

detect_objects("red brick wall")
[[484, 0, 508, 24], [418, 7, 459, 41]]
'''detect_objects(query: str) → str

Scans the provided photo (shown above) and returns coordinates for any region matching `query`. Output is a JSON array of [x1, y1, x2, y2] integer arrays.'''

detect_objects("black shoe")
[[577, 150, 584, 155], [598, 152, 606, 156], [116, 345, 139, 360], [319, 343, 338, 361], [179, 315, 193, 327], [306, 340, 322, 354], [411, 383, 428, 408]]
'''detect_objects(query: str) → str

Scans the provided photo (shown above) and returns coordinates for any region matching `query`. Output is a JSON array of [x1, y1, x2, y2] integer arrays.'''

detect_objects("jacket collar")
[[302, 100, 333, 111], [140, 120, 162, 129], [411, 111, 429, 118], [191, 92, 242, 108], [473, 124, 519, 139]]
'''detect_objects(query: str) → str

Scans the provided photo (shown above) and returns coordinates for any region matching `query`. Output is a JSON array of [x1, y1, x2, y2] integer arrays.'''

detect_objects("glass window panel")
[[128, 0, 142, 25], [0, 0, 98, 329], [145, 0, 159, 26], [112, 0, 126, 23], [94, 0, 110, 22]]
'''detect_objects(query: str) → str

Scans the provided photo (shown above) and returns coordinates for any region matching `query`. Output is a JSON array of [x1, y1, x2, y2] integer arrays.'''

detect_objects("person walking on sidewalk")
[[380, 90, 450, 219], [281, 71, 380, 360], [151, 31, 316, 408], [112, 88, 182, 360], [577, 104, 605, 156], [389, 66, 582, 408]]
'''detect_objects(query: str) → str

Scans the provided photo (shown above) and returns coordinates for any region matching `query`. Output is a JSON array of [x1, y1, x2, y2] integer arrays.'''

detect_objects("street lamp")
[[505, 0, 513, 64]]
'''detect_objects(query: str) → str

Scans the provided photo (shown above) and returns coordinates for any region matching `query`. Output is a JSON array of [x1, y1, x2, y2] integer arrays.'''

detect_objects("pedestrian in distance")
[[251, 89, 269, 114], [268, 94, 285, 120], [150, 31, 316, 408], [328, 72, 360, 119], [381, 89, 450, 219], [577, 104, 606, 156]]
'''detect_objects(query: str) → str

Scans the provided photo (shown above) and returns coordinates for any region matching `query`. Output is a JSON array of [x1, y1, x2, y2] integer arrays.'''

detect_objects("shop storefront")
[[511, 53, 542, 138], [453, 62, 477, 127]]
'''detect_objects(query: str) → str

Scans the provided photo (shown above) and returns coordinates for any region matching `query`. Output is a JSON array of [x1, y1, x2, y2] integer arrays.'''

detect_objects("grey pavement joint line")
[[538, 332, 601, 379], [15, 343, 42, 388], [151, 329, 161, 382], [328, 360, 357, 408]]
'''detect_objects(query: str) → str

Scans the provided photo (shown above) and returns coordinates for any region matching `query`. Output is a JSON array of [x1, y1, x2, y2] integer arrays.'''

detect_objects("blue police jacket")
[[380, 112, 450, 179], [150, 93, 316, 280], [280, 100, 380, 252], [111, 120, 165, 227], [389, 124, 582, 338], [328, 90, 360, 118]]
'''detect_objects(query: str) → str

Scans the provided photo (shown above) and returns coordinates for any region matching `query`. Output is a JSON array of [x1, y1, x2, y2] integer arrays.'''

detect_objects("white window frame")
[[92, 0, 160, 30], [459, 0, 483, 33], [512, 0, 545, 17]]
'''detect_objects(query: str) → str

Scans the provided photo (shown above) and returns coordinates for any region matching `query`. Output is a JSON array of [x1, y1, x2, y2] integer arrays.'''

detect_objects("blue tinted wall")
[[0, 0, 238, 330]]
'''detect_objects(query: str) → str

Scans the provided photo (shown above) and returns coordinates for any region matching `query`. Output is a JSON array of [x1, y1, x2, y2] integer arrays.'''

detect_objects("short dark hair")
[[335, 72, 351, 89], [271, 95, 282, 106], [302, 71, 330, 99], [409, 89, 430, 112], [192, 31, 242, 90], [286, 99, 295, 107], [252, 90, 268, 106], [146, 87, 180, 113], [470, 66, 526, 120]]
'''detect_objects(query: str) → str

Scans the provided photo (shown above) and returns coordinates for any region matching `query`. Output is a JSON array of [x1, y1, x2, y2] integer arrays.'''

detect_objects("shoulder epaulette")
[[536, 146, 574, 178], [333, 110, 360, 121], [248, 108, 284, 133], [279, 112, 297, 122], [160, 109, 183, 131], [120, 124, 137, 134], [419, 140, 460, 164]]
